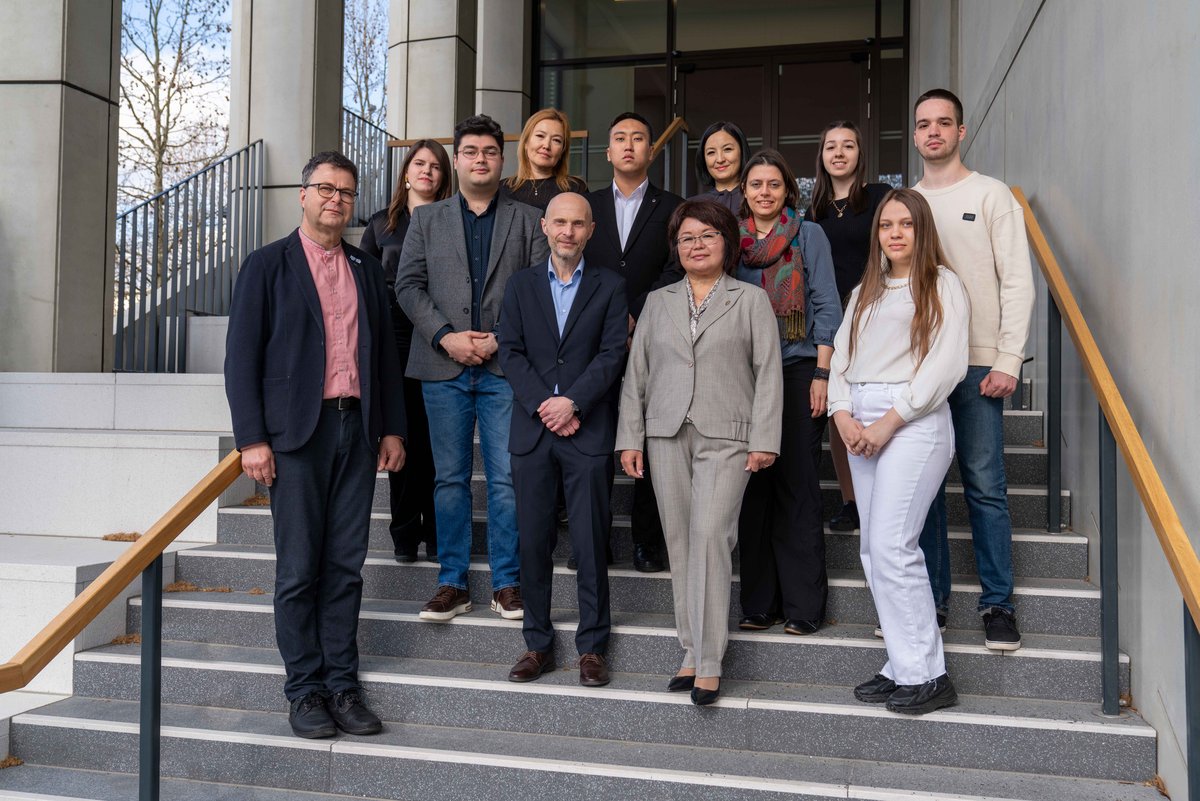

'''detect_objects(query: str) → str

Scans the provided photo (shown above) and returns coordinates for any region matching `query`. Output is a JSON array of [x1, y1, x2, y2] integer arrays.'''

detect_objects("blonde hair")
[[508, 108, 577, 192]]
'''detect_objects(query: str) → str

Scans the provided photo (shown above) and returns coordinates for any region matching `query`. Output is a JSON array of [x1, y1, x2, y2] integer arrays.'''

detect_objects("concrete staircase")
[[0, 408, 1167, 800]]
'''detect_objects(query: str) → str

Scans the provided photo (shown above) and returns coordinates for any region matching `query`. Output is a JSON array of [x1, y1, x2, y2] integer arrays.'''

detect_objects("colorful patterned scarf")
[[740, 208, 806, 341]]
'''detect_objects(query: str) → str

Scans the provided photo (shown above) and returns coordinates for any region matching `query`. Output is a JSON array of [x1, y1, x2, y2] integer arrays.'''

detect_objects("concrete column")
[[475, 0, 531, 136], [230, 0, 344, 243], [387, 0, 477, 139], [0, 1, 121, 371]]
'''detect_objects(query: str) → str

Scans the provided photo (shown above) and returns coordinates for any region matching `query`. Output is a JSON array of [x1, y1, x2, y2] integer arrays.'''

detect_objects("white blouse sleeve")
[[894, 269, 970, 422], [827, 287, 859, 417]]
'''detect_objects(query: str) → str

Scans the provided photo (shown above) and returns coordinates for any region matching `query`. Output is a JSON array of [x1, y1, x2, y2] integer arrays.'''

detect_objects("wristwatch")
[[570, 401, 581, 416]]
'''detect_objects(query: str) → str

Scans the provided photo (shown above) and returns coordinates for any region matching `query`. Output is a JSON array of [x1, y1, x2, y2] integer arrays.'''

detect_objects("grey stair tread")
[[15, 697, 1156, 794], [0, 764, 393, 801]]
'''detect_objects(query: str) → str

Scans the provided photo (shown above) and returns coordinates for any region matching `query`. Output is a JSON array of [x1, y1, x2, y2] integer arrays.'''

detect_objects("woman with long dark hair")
[[360, 139, 453, 562], [501, 108, 588, 209], [805, 121, 892, 533], [689, 120, 750, 213], [829, 188, 968, 715], [735, 149, 842, 636]]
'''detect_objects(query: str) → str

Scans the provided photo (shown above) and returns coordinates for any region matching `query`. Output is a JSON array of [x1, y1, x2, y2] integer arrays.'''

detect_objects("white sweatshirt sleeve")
[[894, 270, 970, 422], [827, 287, 859, 417], [988, 202, 1035, 378]]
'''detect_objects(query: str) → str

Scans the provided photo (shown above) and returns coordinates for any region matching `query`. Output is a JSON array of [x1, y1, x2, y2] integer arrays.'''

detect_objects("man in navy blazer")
[[497, 193, 628, 687], [225, 151, 406, 739]]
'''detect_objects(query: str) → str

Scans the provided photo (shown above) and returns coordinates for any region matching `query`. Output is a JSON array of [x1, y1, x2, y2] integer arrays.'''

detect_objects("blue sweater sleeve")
[[802, 222, 842, 347]]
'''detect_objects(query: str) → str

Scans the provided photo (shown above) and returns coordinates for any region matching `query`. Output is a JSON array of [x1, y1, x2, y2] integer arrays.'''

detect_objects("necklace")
[[831, 198, 849, 218], [883, 279, 910, 291]]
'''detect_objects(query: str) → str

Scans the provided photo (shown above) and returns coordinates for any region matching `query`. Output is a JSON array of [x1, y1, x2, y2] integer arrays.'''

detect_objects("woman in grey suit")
[[616, 199, 783, 705]]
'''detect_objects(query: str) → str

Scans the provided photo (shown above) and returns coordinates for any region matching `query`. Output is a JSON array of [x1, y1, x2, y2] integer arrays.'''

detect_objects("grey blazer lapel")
[[693, 279, 741, 343], [662, 282, 692, 345], [440, 198, 470, 279], [485, 198, 517, 282]]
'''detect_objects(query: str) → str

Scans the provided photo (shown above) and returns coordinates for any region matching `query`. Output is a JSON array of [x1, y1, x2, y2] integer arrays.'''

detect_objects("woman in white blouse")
[[827, 188, 969, 715]]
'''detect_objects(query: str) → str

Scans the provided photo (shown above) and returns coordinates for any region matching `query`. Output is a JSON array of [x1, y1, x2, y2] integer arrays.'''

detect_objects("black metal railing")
[[114, 141, 264, 373], [342, 107, 395, 227]]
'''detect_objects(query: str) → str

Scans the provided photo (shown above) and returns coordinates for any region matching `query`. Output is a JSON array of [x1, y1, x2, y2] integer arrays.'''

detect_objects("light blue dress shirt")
[[548, 257, 584, 394]]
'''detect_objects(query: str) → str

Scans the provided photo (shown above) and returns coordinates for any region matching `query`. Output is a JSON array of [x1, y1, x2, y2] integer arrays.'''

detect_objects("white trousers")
[[847, 382, 954, 686]]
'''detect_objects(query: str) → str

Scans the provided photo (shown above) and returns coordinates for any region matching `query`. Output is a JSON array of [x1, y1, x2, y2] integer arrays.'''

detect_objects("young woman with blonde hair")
[[828, 188, 969, 715]]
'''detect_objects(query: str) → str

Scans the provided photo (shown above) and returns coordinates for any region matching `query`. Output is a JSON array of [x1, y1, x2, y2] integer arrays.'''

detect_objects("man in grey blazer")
[[396, 114, 551, 622]]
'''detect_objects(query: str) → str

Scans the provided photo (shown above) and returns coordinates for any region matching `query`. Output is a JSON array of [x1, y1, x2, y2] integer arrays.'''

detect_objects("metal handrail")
[[1015, 186, 1200, 746], [342, 108, 397, 227], [114, 140, 264, 373], [652, 116, 690, 197]]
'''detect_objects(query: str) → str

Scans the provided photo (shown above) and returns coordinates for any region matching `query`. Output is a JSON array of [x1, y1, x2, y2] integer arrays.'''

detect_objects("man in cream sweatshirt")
[[912, 88, 1034, 652]]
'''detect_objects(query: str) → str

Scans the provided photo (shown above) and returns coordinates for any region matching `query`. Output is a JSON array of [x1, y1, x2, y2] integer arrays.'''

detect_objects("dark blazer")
[[224, 229, 407, 453], [584, 182, 684, 320], [497, 261, 629, 458], [396, 193, 550, 381]]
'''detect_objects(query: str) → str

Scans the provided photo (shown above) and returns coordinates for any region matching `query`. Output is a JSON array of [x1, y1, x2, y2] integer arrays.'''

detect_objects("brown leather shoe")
[[419, 586, 471, 621], [491, 587, 524, 620], [578, 653, 610, 687], [508, 650, 554, 682]]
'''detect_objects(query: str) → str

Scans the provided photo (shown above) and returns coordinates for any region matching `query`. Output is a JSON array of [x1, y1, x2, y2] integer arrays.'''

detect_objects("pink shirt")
[[299, 229, 361, 399]]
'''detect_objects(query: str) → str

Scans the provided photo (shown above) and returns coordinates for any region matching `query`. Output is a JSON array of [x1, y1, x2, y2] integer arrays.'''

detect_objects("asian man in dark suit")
[[224, 151, 407, 739], [498, 192, 628, 687], [584, 111, 684, 573]]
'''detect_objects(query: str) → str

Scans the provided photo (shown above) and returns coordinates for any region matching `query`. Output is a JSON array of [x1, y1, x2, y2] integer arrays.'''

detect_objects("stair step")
[[0, 763, 391, 800], [17, 686, 1154, 790], [176, 545, 1102, 637], [208, 515, 1091, 580], [127, 591, 1127, 702]]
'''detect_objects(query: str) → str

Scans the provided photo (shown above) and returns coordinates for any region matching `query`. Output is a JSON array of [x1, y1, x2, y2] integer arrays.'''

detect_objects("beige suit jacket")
[[616, 277, 783, 455]]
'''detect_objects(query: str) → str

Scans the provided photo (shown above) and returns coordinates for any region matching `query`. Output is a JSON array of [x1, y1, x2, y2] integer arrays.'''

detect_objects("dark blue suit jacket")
[[224, 229, 406, 453], [497, 261, 628, 457]]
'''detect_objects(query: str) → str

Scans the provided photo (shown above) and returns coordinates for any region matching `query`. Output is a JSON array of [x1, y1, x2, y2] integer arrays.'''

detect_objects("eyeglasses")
[[304, 183, 358, 203], [458, 146, 502, 161], [676, 231, 722, 250]]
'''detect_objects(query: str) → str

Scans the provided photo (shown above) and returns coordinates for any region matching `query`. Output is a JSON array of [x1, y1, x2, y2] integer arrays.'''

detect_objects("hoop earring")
[[880, 249, 889, 274]]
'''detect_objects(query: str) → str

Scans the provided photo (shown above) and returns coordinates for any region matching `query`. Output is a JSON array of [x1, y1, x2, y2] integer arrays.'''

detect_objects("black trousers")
[[269, 406, 376, 701], [738, 359, 829, 621], [513, 435, 612, 655], [387, 374, 437, 556]]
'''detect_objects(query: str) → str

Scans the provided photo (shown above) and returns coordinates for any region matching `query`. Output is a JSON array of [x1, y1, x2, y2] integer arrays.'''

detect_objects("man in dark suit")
[[225, 151, 406, 739], [498, 192, 628, 687], [584, 111, 684, 573], [396, 115, 551, 622]]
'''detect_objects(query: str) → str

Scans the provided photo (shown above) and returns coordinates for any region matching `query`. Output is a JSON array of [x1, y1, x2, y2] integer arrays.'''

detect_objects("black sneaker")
[[982, 608, 1022, 651], [328, 689, 383, 735], [288, 692, 336, 739], [885, 674, 958, 715], [829, 501, 859, 531], [853, 673, 897, 703]]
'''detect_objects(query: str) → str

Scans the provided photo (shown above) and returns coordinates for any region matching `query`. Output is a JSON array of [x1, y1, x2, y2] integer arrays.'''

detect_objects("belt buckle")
[[335, 396, 349, 411]]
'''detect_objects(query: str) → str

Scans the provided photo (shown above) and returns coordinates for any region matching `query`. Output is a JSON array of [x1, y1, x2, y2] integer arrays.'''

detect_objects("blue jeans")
[[422, 367, 519, 591], [919, 366, 1015, 614]]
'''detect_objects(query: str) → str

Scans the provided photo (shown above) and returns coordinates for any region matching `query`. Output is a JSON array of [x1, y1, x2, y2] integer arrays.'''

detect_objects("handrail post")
[[1047, 299, 1062, 532], [139, 554, 163, 801], [1185, 603, 1200, 801], [1099, 411, 1120, 716]]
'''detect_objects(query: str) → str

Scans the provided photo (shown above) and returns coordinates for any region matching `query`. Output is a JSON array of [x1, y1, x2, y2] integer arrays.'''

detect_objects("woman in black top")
[[360, 139, 453, 562], [805, 120, 892, 533], [689, 120, 750, 214], [501, 108, 588, 209]]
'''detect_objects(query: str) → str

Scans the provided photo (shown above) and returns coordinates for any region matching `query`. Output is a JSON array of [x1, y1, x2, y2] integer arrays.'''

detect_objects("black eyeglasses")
[[304, 183, 359, 203]]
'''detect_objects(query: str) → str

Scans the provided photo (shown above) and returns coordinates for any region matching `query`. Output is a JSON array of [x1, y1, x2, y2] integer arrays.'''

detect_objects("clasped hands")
[[539, 395, 579, 437], [441, 330, 498, 366], [833, 409, 901, 460]]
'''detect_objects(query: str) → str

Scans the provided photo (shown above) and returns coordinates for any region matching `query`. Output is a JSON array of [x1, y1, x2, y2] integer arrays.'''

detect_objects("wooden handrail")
[[651, 117, 689, 161], [0, 450, 243, 693], [386, 131, 589, 149], [1014, 186, 1200, 624]]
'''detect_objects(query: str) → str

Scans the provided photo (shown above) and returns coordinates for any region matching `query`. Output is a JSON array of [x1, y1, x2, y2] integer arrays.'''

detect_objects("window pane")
[[877, 48, 906, 187], [541, 0, 667, 60], [677, 0, 875, 51], [882, 0, 905, 38], [541, 64, 669, 190]]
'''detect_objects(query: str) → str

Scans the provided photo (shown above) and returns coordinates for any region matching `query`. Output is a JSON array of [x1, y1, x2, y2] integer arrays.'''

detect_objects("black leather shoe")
[[667, 674, 695, 693], [394, 549, 418, 564], [691, 682, 720, 706], [633, 544, 665, 573], [829, 501, 860, 531], [288, 692, 336, 739], [853, 673, 898, 703], [328, 689, 383, 735], [885, 674, 958, 715], [784, 618, 821, 635], [738, 613, 784, 631], [566, 554, 578, 570]]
